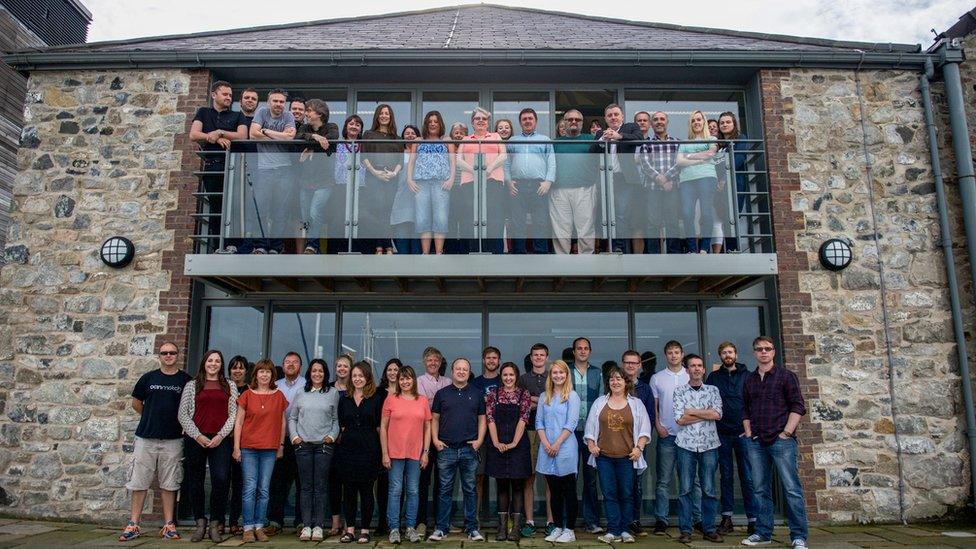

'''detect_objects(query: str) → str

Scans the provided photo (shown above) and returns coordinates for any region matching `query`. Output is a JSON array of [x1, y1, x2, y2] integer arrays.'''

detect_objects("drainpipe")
[[921, 55, 976, 511]]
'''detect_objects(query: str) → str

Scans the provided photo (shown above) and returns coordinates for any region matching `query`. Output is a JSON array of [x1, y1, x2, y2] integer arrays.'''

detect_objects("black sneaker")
[[693, 521, 704, 534], [717, 516, 734, 534], [653, 520, 667, 536], [629, 520, 646, 537], [677, 531, 692, 543]]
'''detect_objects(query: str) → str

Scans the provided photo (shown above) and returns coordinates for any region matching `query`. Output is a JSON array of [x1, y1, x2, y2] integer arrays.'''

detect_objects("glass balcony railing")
[[193, 139, 772, 256]]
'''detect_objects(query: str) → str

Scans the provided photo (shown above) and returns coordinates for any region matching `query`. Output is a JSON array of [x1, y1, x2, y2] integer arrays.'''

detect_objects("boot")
[[508, 513, 522, 542], [208, 521, 223, 543], [190, 518, 208, 543], [496, 513, 509, 541], [717, 515, 734, 534]]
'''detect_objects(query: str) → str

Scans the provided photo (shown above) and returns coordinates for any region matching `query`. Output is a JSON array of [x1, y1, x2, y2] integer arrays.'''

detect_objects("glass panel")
[[492, 91, 550, 137], [340, 308, 481, 379], [624, 90, 746, 138], [269, 309, 337, 372], [357, 91, 413, 130], [704, 305, 762, 368], [634, 306, 699, 375], [205, 305, 264, 365], [233, 89, 346, 123], [422, 91, 481, 136], [555, 89, 617, 137]]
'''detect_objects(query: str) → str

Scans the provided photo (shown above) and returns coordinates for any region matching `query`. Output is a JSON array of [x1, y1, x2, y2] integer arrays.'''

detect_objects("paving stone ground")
[[0, 519, 974, 548]]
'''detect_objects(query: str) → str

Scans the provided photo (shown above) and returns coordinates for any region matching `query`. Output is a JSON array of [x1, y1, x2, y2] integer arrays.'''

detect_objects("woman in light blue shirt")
[[675, 110, 719, 254], [535, 360, 580, 543]]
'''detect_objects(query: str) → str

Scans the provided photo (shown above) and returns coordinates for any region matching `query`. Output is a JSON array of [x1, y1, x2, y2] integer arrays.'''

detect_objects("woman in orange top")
[[457, 107, 508, 254], [232, 359, 288, 543]]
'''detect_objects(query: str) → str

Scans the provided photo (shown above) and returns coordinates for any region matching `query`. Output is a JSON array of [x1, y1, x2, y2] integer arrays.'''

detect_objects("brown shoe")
[[209, 522, 223, 543], [703, 531, 724, 543], [677, 532, 693, 543], [254, 528, 270, 542], [263, 524, 280, 536], [191, 518, 208, 542], [717, 516, 734, 534], [242, 529, 256, 543]]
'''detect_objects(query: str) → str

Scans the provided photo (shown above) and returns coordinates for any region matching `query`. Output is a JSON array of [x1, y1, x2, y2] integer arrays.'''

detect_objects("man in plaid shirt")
[[636, 112, 683, 254]]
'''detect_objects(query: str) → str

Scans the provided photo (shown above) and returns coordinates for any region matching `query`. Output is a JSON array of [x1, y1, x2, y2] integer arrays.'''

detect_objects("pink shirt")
[[458, 132, 505, 184], [383, 395, 432, 460], [417, 373, 451, 408]]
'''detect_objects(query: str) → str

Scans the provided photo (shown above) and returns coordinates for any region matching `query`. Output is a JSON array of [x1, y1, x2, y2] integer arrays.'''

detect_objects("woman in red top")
[[178, 350, 239, 543], [233, 359, 288, 543]]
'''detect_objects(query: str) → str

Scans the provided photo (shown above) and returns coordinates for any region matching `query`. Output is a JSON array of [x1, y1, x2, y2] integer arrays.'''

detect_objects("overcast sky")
[[84, 0, 968, 47]]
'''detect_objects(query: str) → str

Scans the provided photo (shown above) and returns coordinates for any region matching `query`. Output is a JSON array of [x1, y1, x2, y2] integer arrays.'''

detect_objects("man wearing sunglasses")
[[119, 342, 192, 542], [741, 336, 808, 549]]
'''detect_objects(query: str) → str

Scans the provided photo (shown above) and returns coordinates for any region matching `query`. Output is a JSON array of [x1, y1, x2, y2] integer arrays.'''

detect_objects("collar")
[[521, 131, 536, 137], [651, 133, 674, 141]]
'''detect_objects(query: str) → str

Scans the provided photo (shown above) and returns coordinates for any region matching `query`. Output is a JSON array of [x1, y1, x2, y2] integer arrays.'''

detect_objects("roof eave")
[[4, 48, 938, 73]]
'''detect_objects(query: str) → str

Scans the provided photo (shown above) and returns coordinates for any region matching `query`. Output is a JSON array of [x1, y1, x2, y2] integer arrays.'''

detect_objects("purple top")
[[742, 365, 807, 446]]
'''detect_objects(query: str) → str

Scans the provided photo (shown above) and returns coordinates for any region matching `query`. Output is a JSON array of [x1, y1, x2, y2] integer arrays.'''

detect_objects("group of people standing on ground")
[[118, 335, 809, 547], [192, 81, 753, 256]]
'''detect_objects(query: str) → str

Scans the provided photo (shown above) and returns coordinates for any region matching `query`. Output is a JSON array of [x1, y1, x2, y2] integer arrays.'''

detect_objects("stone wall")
[[763, 67, 970, 522], [0, 68, 205, 519]]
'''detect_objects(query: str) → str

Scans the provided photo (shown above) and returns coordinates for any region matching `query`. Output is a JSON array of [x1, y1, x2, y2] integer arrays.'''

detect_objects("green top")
[[553, 134, 598, 188], [677, 136, 718, 183]]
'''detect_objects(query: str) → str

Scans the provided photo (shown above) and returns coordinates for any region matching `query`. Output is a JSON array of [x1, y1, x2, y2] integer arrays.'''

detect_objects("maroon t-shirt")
[[193, 380, 230, 435]]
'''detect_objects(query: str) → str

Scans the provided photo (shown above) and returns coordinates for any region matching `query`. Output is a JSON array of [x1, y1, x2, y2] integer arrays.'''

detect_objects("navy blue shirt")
[[471, 374, 501, 396], [634, 379, 656, 430], [705, 363, 751, 436], [432, 382, 486, 446]]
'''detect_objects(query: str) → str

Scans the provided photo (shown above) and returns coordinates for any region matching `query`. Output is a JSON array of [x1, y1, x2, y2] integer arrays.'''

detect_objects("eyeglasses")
[[159, 351, 178, 356], [472, 116, 488, 121], [564, 117, 583, 122], [622, 361, 641, 366], [753, 347, 774, 352]]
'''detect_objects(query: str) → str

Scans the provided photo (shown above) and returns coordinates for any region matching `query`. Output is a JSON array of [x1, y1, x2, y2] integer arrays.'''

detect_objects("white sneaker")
[[216, 245, 237, 254], [467, 529, 485, 541], [742, 534, 773, 545], [389, 530, 401, 544], [405, 527, 421, 542], [555, 529, 576, 543], [597, 533, 622, 544], [621, 532, 636, 543], [792, 539, 808, 548], [298, 526, 311, 541], [586, 524, 605, 534], [311, 526, 323, 541], [545, 527, 564, 542], [427, 529, 445, 541]]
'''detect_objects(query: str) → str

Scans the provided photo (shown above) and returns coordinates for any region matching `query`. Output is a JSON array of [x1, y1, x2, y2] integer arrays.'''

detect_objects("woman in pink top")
[[457, 107, 509, 254], [379, 365, 432, 543]]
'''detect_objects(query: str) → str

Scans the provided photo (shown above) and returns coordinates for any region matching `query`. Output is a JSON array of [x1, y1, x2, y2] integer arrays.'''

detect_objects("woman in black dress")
[[336, 361, 383, 544], [485, 362, 532, 541]]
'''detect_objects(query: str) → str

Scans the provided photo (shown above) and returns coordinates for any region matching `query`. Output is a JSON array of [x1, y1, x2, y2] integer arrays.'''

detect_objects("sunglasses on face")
[[753, 347, 774, 352], [159, 351, 178, 356]]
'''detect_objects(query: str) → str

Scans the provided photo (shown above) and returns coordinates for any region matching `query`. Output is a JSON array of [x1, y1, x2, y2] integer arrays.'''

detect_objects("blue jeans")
[[301, 187, 332, 252], [575, 431, 601, 527], [508, 178, 550, 254], [295, 442, 333, 529], [718, 433, 756, 519], [414, 180, 450, 235], [746, 437, 808, 542], [655, 435, 700, 524], [679, 176, 718, 253], [677, 447, 719, 534], [595, 455, 634, 536], [436, 445, 478, 534], [632, 447, 647, 524], [389, 458, 421, 530], [241, 448, 277, 530]]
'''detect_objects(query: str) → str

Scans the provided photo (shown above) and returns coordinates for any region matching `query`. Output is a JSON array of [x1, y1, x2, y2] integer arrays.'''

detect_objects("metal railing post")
[[726, 144, 741, 252], [219, 149, 232, 252], [604, 149, 617, 251]]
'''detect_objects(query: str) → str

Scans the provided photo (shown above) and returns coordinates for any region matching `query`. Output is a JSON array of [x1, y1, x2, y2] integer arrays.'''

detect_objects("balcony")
[[187, 138, 775, 295]]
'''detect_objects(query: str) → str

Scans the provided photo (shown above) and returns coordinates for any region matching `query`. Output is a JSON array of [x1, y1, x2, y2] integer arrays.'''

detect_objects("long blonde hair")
[[544, 360, 572, 404], [687, 110, 710, 140]]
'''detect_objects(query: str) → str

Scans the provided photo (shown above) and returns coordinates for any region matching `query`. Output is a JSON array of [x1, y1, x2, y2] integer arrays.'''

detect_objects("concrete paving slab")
[[0, 523, 58, 536]]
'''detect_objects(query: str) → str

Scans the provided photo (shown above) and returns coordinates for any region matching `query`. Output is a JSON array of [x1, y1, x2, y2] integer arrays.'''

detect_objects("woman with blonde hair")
[[535, 360, 581, 543], [675, 110, 719, 254]]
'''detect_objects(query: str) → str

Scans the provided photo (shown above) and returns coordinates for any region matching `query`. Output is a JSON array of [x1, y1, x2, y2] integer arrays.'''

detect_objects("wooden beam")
[[396, 278, 409, 293], [477, 278, 486, 292], [274, 277, 300, 292], [552, 277, 565, 292], [699, 276, 734, 293], [312, 278, 333, 292], [592, 277, 607, 291], [515, 277, 525, 293], [716, 276, 755, 296], [213, 276, 261, 294], [436, 278, 446, 293], [355, 278, 372, 292], [628, 277, 639, 293], [665, 276, 692, 292]]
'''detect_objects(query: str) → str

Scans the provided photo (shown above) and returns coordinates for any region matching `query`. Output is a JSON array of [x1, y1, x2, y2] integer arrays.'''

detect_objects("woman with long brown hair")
[[336, 361, 384, 543], [408, 110, 456, 254], [178, 350, 239, 543], [361, 104, 402, 254]]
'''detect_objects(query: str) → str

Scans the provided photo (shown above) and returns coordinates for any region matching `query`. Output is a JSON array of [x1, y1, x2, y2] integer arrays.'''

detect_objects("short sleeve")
[[237, 390, 250, 411], [252, 108, 267, 128], [650, 375, 660, 400], [382, 396, 394, 418], [192, 107, 207, 124], [518, 390, 531, 422], [132, 373, 149, 401], [284, 112, 296, 130], [485, 391, 497, 423], [423, 400, 432, 421], [431, 392, 443, 414], [476, 392, 486, 415]]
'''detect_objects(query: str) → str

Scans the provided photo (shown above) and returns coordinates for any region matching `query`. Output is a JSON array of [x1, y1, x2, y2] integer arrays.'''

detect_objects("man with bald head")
[[551, 110, 598, 254]]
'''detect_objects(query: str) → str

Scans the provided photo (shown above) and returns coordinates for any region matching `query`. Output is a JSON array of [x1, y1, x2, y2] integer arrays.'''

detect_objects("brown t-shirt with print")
[[598, 402, 634, 458]]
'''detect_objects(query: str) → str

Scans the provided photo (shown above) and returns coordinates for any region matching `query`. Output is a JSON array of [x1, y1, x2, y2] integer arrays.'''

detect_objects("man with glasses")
[[621, 350, 655, 536], [551, 110, 597, 254], [118, 342, 192, 542], [741, 336, 808, 548]]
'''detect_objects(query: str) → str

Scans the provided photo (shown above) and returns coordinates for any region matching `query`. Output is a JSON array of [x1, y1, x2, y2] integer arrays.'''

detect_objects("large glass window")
[[704, 305, 764, 368], [634, 306, 700, 373], [625, 90, 745, 139], [422, 91, 481, 135], [233, 88, 346, 124], [269, 309, 337, 372], [492, 91, 551, 137], [357, 91, 413, 131], [340, 308, 481, 379], [205, 306, 264, 367]]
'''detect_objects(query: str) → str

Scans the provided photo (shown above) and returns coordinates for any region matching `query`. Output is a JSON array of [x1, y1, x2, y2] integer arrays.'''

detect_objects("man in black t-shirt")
[[118, 341, 192, 542], [189, 80, 248, 253]]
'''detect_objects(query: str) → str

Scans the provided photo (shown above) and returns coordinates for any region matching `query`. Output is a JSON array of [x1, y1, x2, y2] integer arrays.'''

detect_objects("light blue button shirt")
[[504, 131, 556, 182], [535, 390, 581, 477]]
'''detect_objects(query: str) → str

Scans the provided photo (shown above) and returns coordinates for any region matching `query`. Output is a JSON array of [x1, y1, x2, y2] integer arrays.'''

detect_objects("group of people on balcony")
[[191, 82, 754, 256]]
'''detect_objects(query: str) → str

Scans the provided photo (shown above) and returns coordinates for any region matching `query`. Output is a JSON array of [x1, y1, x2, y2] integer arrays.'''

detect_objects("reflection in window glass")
[[634, 308, 699, 374], [705, 306, 762, 369], [206, 306, 264, 367], [341, 311, 481, 379], [357, 91, 412, 131], [625, 90, 746, 140], [493, 92, 550, 138], [270, 310, 337, 372], [422, 92, 481, 136]]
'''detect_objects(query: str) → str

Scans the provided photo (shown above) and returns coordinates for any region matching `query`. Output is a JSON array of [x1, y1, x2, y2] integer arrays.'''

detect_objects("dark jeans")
[[595, 455, 634, 537], [718, 433, 756, 518], [392, 223, 420, 254], [418, 445, 441, 527], [295, 442, 334, 529], [575, 431, 601, 528], [343, 480, 376, 530], [746, 437, 808, 542], [436, 445, 478, 534], [645, 187, 683, 254], [632, 447, 647, 524], [545, 473, 578, 529], [450, 182, 478, 254], [676, 447, 718, 535], [655, 435, 701, 525], [358, 172, 396, 252], [229, 457, 244, 526], [508, 178, 550, 254], [329, 461, 344, 519], [183, 435, 233, 523], [268, 438, 301, 527], [376, 469, 389, 532], [610, 180, 641, 252]]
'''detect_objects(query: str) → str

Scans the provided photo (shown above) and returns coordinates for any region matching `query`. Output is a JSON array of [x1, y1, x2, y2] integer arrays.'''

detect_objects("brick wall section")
[[155, 69, 209, 355], [759, 69, 828, 522]]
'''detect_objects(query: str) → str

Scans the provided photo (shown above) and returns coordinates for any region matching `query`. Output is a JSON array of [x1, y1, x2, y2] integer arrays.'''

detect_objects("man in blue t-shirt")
[[118, 341, 192, 542], [429, 358, 486, 542], [248, 89, 297, 254]]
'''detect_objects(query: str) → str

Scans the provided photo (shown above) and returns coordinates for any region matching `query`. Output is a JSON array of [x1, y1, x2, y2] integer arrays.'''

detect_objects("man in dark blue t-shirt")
[[430, 358, 486, 542], [118, 341, 192, 542]]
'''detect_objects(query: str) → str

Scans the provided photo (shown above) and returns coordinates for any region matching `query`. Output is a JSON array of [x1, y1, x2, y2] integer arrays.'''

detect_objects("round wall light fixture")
[[819, 238, 853, 271], [100, 236, 135, 268]]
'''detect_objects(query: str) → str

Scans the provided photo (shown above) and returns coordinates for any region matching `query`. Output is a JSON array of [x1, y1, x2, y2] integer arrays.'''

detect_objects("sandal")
[[329, 526, 343, 537], [357, 532, 371, 544], [230, 525, 243, 536], [339, 532, 356, 543]]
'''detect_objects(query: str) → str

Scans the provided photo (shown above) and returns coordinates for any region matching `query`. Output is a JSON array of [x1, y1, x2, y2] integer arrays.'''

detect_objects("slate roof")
[[22, 4, 919, 54]]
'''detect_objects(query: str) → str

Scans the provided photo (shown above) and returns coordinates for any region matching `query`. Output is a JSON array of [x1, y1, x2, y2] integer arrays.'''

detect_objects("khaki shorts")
[[528, 430, 539, 472], [126, 436, 183, 492]]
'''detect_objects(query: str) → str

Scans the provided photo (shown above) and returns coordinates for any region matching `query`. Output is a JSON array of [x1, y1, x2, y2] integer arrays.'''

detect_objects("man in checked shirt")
[[636, 112, 683, 254], [741, 336, 808, 548]]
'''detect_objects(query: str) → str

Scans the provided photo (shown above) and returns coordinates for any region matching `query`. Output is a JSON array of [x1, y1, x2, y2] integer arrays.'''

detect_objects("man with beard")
[[248, 89, 297, 254]]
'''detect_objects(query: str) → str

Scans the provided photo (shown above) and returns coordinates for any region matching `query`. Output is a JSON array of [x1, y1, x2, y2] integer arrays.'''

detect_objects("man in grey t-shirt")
[[248, 89, 296, 253]]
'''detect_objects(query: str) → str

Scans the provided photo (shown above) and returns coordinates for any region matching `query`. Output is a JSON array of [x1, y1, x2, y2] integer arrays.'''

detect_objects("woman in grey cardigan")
[[288, 358, 341, 542], [178, 350, 239, 543]]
